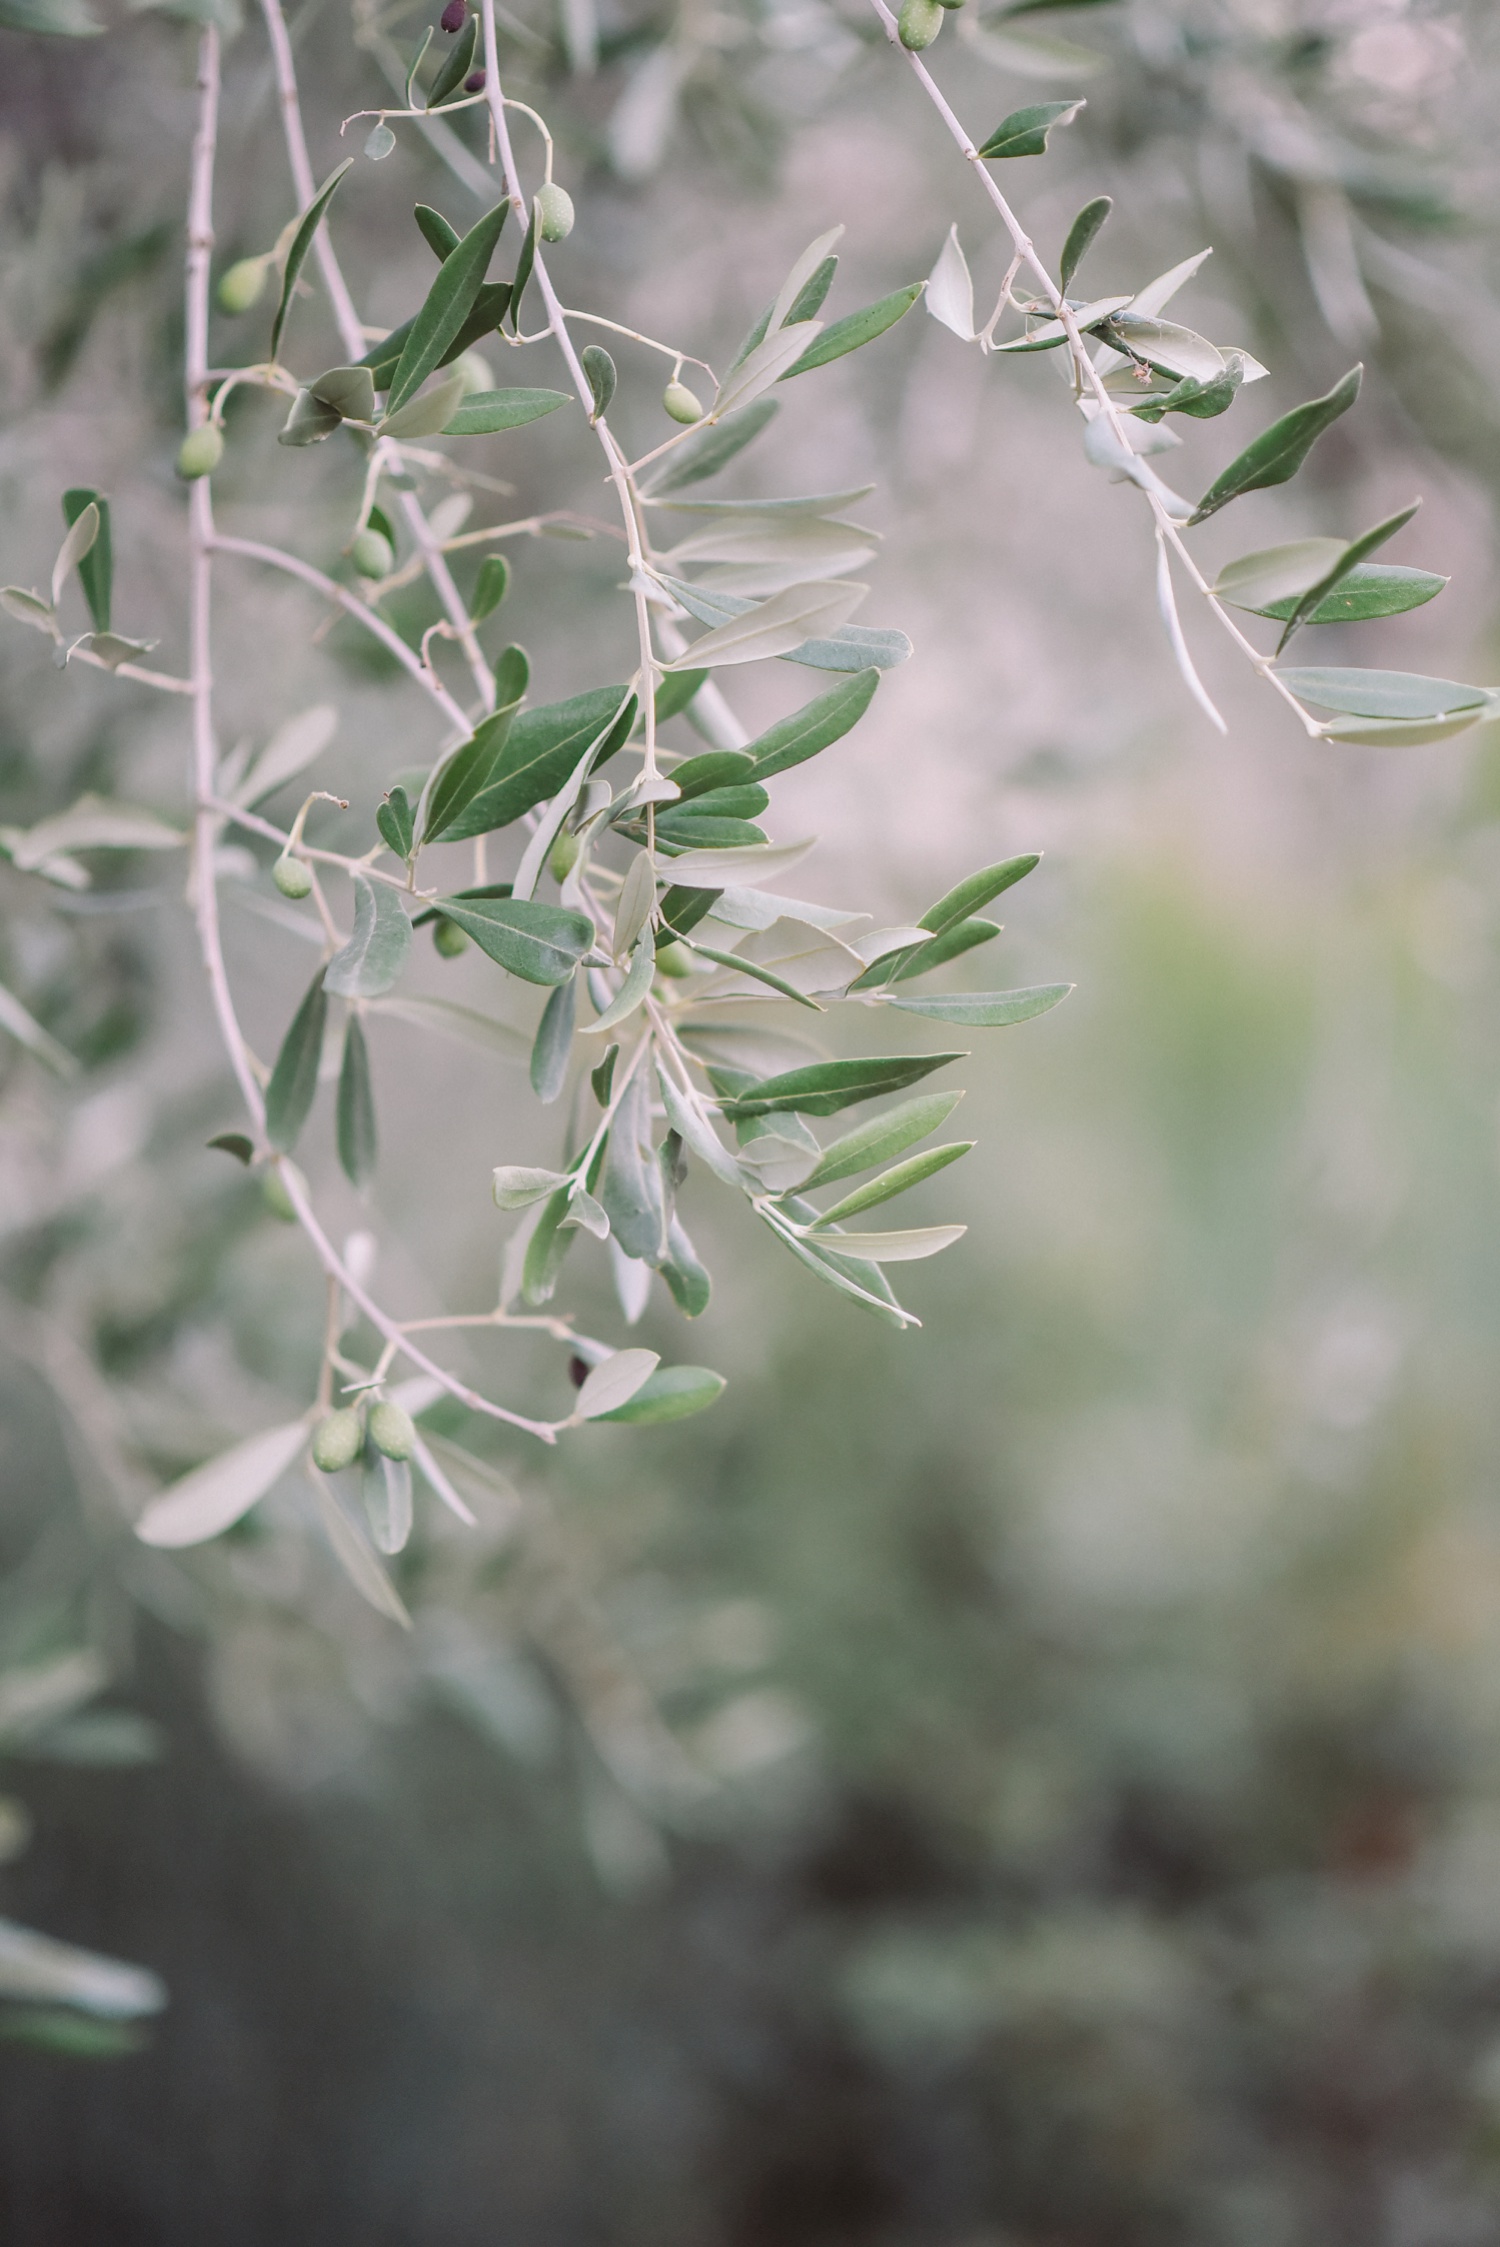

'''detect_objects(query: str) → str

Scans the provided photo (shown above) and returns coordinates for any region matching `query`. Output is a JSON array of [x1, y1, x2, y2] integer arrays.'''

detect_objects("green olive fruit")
[[548, 825, 579, 885], [350, 528, 394, 580], [663, 380, 704, 425], [654, 940, 693, 979], [217, 256, 269, 314], [898, 0, 943, 46], [176, 423, 224, 480], [433, 916, 469, 958], [312, 1408, 364, 1473], [273, 853, 313, 898], [261, 1169, 297, 1222], [368, 1400, 416, 1462], [534, 182, 575, 243]]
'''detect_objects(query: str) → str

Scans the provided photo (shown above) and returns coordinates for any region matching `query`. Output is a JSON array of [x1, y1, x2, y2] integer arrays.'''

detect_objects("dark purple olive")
[[464, 67, 486, 90], [439, 0, 466, 32]]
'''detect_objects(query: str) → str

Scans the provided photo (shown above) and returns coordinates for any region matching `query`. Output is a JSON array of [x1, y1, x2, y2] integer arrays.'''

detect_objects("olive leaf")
[[434, 896, 594, 984], [384, 198, 508, 416], [977, 100, 1085, 160], [781, 286, 923, 379], [61, 489, 110, 633], [1060, 195, 1112, 293], [1189, 366, 1362, 525], [443, 387, 570, 437], [529, 977, 576, 1103], [324, 877, 412, 1000], [336, 1015, 377, 1187], [592, 1366, 726, 1424], [135, 1420, 311, 1548], [269, 158, 353, 361], [719, 1052, 966, 1121], [264, 968, 328, 1151]]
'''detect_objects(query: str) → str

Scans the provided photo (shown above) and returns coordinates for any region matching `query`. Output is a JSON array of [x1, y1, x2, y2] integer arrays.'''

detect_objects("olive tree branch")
[[869, 0, 1324, 741]]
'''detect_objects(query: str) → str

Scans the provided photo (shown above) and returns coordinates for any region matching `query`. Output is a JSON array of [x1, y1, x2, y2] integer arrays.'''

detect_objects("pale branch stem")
[[258, 0, 496, 709], [207, 531, 470, 731], [186, 29, 264, 1132], [206, 797, 428, 892], [870, 0, 1324, 741], [476, 0, 669, 787], [559, 307, 716, 383], [66, 647, 194, 695], [276, 1161, 562, 1440]]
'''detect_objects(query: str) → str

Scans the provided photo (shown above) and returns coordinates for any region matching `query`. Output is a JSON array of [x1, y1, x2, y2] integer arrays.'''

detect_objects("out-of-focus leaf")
[[1276, 667, 1490, 719], [811, 1140, 973, 1226], [307, 1477, 410, 1626], [0, 0, 104, 33], [801, 1223, 965, 1262], [0, 1921, 164, 2019], [235, 704, 338, 806], [1251, 564, 1446, 626], [50, 502, 98, 611], [884, 983, 1072, 1027], [135, 1419, 309, 1548], [667, 582, 864, 671], [0, 979, 75, 1076], [336, 1015, 377, 1186], [660, 838, 813, 889], [62, 490, 110, 632], [270, 159, 353, 361], [367, 993, 528, 1061], [644, 400, 780, 494], [926, 226, 975, 341]]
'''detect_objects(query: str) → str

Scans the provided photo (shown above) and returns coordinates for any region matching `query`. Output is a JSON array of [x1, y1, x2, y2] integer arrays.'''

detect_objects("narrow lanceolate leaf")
[[1212, 539, 1347, 614], [668, 582, 864, 671], [270, 159, 354, 361], [1059, 195, 1111, 293], [1189, 367, 1363, 525], [781, 286, 923, 379], [385, 199, 509, 416], [368, 994, 529, 1062], [443, 387, 570, 437], [978, 100, 1084, 160], [2, 792, 181, 868], [0, 1921, 164, 2021], [573, 1348, 660, 1422], [1313, 710, 1492, 748], [441, 686, 632, 840], [325, 877, 412, 1000], [660, 837, 814, 889], [713, 323, 823, 419], [746, 669, 879, 779], [885, 984, 1073, 1028], [684, 938, 825, 1011], [135, 1419, 310, 1547], [1274, 501, 1421, 649], [0, 980, 75, 1077], [766, 1217, 915, 1330], [1275, 668, 1490, 720], [307, 1476, 410, 1627], [378, 369, 467, 440], [336, 1015, 377, 1187], [422, 704, 521, 844], [803, 1224, 965, 1263], [62, 489, 110, 633], [594, 1365, 727, 1424], [236, 704, 338, 806], [802, 1092, 965, 1192], [435, 895, 594, 985], [848, 917, 1000, 992], [927, 226, 975, 341], [785, 624, 912, 673], [919, 854, 1040, 936], [720, 1052, 965, 1121], [1250, 565, 1446, 627], [812, 1140, 973, 1227], [645, 400, 781, 495], [414, 202, 461, 261], [530, 976, 575, 1103], [265, 969, 328, 1150], [584, 935, 656, 1034], [51, 502, 99, 611]]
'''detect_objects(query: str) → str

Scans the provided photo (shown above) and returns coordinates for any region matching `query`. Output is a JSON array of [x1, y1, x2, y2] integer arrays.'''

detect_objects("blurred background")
[[6, 0, 1500, 2238]]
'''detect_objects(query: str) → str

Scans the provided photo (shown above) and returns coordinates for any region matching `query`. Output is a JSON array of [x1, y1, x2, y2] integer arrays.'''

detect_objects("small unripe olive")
[[663, 380, 704, 425], [898, 0, 943, 46], [535, 182, 575, 243], [350, 527, 394, 579], [217, 256, 268, 315], [433, 916, 469, 958], [312, 1408, 364, 1474], [273, 853, 312, 898], [176, 423, 224, 480], [262, 1168, 297, 1222], [548, 825, 579, 885], [368, 1400, 416, 1462], [654, 940, 693, 979]]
